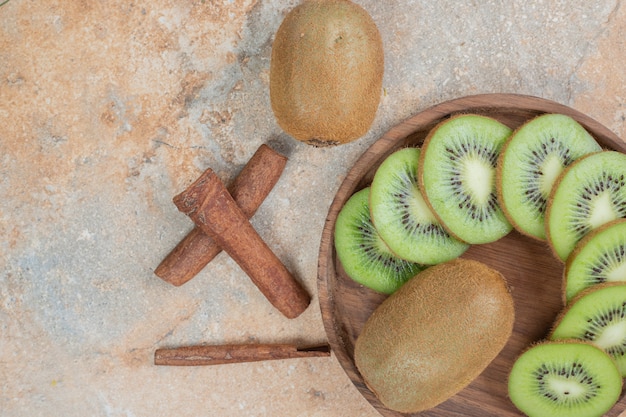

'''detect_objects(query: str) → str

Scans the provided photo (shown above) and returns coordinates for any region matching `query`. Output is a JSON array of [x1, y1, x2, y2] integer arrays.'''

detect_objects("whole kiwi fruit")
[[269, 0, 384, 146], [354, 259, 515, 413]]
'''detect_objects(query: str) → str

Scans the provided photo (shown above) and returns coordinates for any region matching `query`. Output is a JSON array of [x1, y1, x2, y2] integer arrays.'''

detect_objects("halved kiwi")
[[369, 147, 469, 265], [334, 187, 425, 294], [497, 114, 601, 240], [546, 151, 626, 262], [564, 219, 626, 302], [550, 282, 626, 377], [418, 114, 513, 244], [508, 340, 622, 417]]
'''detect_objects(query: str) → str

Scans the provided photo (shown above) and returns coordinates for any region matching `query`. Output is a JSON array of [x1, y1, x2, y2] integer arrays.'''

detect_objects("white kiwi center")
[[594, 321, 626, 349], [410, 189, 437, 223], [589, 192, 618, 228], [548, 377, 586, 399], [463, 158, 493, 203], [540, 155, 564, 197], [607, 262, 626, 281]]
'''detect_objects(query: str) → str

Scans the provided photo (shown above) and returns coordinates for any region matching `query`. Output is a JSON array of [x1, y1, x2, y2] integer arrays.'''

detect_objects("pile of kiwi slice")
[[333, 111, 626, 416], [508, 279, 626, 417], [334, 187, 425, 294]]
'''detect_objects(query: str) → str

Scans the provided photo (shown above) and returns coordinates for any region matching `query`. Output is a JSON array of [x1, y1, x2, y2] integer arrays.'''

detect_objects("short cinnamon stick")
[[154, 343, 330, 366], [154, 144, 287, 286], [173, 169, 311, 319]]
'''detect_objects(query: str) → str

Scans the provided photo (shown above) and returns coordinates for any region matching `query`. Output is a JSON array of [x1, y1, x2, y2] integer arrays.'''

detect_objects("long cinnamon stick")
[[154, 343, 330, 366], [174, 169, 311, 319], [155, 144, 287, 286]]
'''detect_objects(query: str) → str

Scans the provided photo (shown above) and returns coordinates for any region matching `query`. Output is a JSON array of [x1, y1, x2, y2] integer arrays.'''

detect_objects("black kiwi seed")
[[522, 137, 573, 214], [533, 362, 599, 404], [390, 178, 447, 238], [564, 219, 626, 301], [570, 172, 626, 240], [586, 245, 626, 284], [446, 142, 501, 223]]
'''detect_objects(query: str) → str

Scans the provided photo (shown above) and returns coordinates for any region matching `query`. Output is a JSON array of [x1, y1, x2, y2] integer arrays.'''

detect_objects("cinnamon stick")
[[154, 144, 287, 286], [154, 343, 330, 366], [173, 169, 311, 319]]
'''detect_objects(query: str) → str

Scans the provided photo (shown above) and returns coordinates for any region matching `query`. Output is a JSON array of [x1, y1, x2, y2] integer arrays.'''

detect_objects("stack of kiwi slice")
[[509, 218, 626, 417], [334, 187, 426, 294], [508, 281, 626, 417], [497, 113, 602, 240], [505, 128, 626, 416], [333, 110, 626, 416]]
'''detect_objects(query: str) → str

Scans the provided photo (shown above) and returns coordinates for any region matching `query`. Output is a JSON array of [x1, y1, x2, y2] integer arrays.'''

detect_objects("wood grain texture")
[[317, 94, 626, 417]]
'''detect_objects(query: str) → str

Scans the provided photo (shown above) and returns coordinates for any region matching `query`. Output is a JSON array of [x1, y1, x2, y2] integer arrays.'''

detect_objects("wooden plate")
[[317, 94, 626, 417]]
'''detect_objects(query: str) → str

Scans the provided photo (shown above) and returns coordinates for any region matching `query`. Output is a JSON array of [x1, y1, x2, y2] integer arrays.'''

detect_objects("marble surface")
[[2, 1, 626, 416]]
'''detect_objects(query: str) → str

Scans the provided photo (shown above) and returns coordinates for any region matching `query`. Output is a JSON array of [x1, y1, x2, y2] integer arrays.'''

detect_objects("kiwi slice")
[[550, 282, 626, 377], [546, 151, 626, 262], [508, 340, 622, 417], [497, 114, 601, 240], [564, 219, 626, 302], [334, 187, 425, 294], [369, 147, 469, 265], [418, 114, 513, 244]]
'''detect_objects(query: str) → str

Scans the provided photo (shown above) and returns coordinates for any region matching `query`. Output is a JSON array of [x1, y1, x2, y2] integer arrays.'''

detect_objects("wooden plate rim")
[[317, 93, 626, 417]]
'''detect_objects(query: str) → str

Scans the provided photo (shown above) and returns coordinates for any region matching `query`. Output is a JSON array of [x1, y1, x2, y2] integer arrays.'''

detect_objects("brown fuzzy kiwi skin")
[[269, 0, 384, 147], [562, 218, 626, 305], [544, 151, 604, 263], [354, 258, 515, 413]]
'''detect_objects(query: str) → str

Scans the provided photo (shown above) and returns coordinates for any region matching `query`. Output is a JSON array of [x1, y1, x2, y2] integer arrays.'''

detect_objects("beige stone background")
[[1, 0, 626, 416]]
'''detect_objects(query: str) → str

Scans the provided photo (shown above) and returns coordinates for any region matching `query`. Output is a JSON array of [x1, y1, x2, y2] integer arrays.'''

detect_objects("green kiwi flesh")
[[419, 114, 513, 244], [497, 114, 601, 240], [334, 187, 425, 294], [369, 147, 469, 265], [546, 151, 626, 262], [564, 219, 626, 302], [508, 340, 622, 417], [550, 282, 626, 377]]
